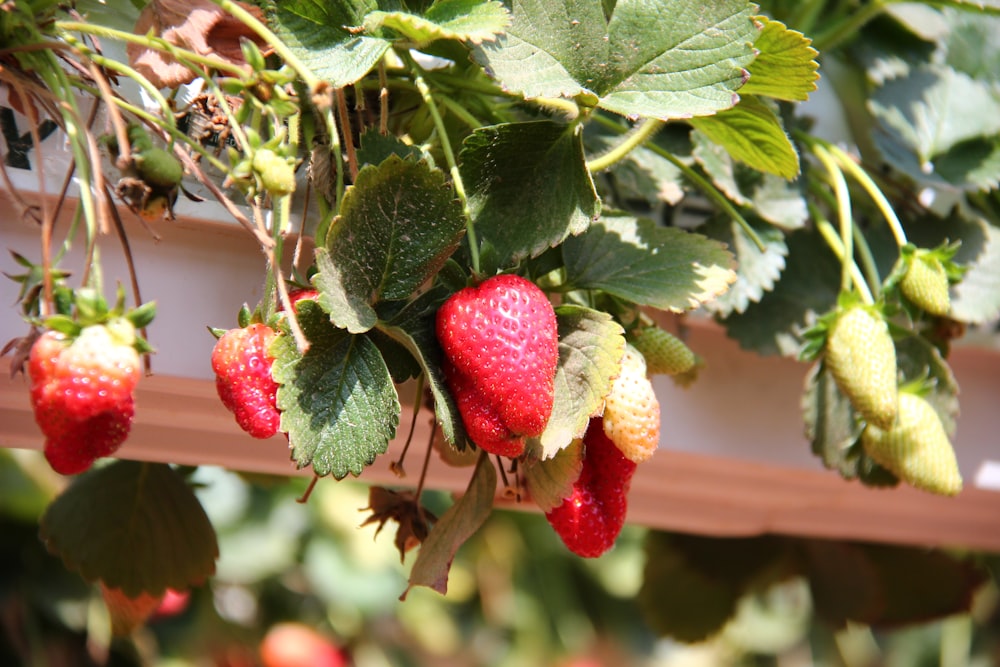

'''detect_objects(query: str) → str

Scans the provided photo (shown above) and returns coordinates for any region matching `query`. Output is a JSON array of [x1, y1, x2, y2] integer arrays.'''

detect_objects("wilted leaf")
[[523, 438, 583, 512], [360, 487, 437, 562], [403, 453, 496, 598]]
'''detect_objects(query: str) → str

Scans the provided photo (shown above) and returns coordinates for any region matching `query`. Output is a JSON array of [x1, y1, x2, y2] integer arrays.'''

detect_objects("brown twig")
[[335, 88, 357, 182], [413, 418, 438, 525]]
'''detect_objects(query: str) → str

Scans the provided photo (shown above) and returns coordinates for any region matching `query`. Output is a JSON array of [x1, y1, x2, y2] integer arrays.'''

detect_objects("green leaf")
[[375, 289, 470, 450], [272, 0, 389, 87], [315, 156, 466, 333], [523, 438, 583, 512], [273, 301, 401, 480], [403, 453, 496, 598], [39, 461, 218, 598], [561, 213, 736, 312], [869, 64, 1000, 171], [639, 532, 787, 643], [698, 217, 788, 317], [364, 0, 510, 46], [689, 96, 800, 179], [742, 16, 819, 102], [529, 305, 625, 459], [472, 0, 758, 120], [721, 228, 840, 357], [356, 127, 425, 168], [460, 121, 599, 265]]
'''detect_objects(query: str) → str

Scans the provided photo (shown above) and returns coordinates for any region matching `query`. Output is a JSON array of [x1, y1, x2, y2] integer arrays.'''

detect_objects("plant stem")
[[826, 142, 908, 247], [811, 0, 891, 52], [587, 118, 663, 173], [811, 143, 856, 295], [814, 211, 874, 305], [408, 55, 479, 274]]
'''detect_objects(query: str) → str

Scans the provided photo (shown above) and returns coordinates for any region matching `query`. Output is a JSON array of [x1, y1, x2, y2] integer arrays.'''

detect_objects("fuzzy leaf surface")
[[689, 95, 800, 179], [742, 17, 819, 102], [273, 301, 400, 479], [315, 156, 466, 333], [472, 0, 758, 120], [272, 0, 388, 87], [39, 461, 218, 598], [561, 214, 736, 312], [523, 438, 584, 512], [460, 121, 599, 265], [530, 305, 625, 459], [403, 453, 496, 598]]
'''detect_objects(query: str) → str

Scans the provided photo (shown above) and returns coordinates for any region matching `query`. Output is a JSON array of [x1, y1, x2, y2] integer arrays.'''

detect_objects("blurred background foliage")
[[1, 449, 997, 667]]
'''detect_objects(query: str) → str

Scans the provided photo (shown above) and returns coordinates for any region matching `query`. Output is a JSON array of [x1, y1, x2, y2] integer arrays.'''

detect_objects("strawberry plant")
[[2, 0, 1000, 649]]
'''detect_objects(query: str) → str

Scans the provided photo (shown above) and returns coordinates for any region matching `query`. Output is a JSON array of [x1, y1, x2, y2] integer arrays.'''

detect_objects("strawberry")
[[545, 417, 637, 558], [629, 325, 696, 377], [901, 252, 950, 316], [285, 288, 319, 313], [29, 322, 142, 475], [602, 344, 660, 463], [260, 622, 347, 667], [824, 304, 898, 430], [252, 148, 296, 197], [100, 583, 164, 636], [211, 323, 281, 439], [861, 392, 962, 496], [436, 274, 558, 457]]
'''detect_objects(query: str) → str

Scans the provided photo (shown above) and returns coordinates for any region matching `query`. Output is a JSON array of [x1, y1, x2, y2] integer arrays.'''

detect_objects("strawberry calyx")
[[37, 286, 156, 355]]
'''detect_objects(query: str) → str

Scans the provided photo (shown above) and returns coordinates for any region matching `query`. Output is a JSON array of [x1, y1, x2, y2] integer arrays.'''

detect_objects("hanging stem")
[[587, 118, 663, 173], [407, 54, 479, 273], [826, 142, 908, 248], [811, 143, 856, 295]]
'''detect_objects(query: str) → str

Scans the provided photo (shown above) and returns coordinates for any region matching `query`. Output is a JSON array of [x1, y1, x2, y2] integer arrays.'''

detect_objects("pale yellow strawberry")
[[861, 392, 962, 496], [901, 253, 950, 316], [602, 344, 660, 463], [825, 304, 898, 430]]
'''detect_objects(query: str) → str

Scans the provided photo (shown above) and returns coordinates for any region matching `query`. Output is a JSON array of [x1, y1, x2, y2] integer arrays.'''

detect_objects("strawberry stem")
[[295, 475, 320, 504], [407, 54, 480, 274], [413, 418, 438, 526], [586, 118, 663, 173], [391, 374, 427, 478]]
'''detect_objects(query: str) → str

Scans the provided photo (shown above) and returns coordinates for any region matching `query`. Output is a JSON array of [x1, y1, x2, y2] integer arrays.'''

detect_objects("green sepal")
[[126, 301, 157, 329]]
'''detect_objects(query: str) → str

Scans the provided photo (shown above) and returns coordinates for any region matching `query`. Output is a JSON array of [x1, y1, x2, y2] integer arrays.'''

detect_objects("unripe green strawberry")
[[134, 146, 184, 190], [252, 148, 296, 196], [629, 325, 696, 376], [825, 305, 897, 430], [602, 344, 660, 464], [901, 253, 950, 316], [861, 392, 962, 496]]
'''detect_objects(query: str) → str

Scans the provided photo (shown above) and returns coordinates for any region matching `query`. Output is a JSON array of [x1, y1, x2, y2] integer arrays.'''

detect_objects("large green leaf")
[[561, 213, 736, 311], [690, 96, 800, 179], [529, 305, 625, 459], [272, 0, 388, 87], [315, 156, 466, 333], [273, 301, 401, 480], [742, 16, 819, 102], [403, 452, 496, 598], [869, 64, 1000, 173], [460, 121, 599, 265], [472, 0, 758, 120], [39, 461, 218, 598]]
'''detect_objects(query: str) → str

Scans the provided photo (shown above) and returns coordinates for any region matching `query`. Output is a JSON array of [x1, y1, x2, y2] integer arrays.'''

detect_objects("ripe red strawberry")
[[29, 322, 142, 475], [825, 304, 898, 430], [211, 323, 281, 439], [545, 418, 637, 558], [285, 288, 319, 313], [436, 274, 558, 457], [861, 392, 962, 496], [602, 344, 661, 463]]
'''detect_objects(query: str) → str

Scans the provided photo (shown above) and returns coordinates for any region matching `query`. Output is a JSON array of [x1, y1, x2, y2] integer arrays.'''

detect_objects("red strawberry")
[[545, 417, 637, 558], [285, 288, 319, 313], [29, 323, 141, 475], [211, 323, 281, 439], [436, 274, 558, 457]]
